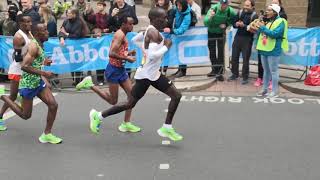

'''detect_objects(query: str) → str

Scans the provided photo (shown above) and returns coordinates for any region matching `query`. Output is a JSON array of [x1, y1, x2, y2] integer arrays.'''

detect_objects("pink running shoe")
[[254, 78, 263, 87], [268, 81, 272, 90]]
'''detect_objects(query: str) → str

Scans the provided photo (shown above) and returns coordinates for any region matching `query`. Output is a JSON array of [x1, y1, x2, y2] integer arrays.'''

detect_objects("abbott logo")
[[178, 40, 210, 64]]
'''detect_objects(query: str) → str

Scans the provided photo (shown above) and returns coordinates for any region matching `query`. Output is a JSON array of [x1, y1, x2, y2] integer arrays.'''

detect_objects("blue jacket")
[[173, 5, 191, 35], [257, 17, 285, 57]]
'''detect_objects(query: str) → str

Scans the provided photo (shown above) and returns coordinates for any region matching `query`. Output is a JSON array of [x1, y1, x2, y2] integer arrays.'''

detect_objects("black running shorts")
[[131, 75, 173, 100]]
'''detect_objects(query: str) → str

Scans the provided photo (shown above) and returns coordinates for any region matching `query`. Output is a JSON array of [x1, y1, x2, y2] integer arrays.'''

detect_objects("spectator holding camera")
[[255, 4, 288, 98]]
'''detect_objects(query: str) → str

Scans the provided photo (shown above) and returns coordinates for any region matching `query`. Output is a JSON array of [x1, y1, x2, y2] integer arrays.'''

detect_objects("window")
[[307, 0, 320, 27]]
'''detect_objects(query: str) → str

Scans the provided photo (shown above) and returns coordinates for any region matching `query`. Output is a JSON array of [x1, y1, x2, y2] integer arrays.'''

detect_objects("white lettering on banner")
[[98, 46, 109, 60], [52, 47, 68, 65], [82, 44, 98, 62], [167, 96, 320, 105], [67, 46, 84, 63], [51, 46, 109, 65], [309, 38, 320, 57], [252, 97, 269, 103], [287, 98, 304, 105], [285, 38, 320, 57]]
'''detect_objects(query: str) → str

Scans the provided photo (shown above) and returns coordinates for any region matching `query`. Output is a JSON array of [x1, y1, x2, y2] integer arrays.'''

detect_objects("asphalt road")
[[0, 91, 320, 180]]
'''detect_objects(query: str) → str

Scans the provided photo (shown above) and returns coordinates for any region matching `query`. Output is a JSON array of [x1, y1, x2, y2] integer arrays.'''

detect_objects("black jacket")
[[108, 3, 138, 32], [59, 18, 83, 39], [23, 8, 41, 25], [233, 10, 258, 37]]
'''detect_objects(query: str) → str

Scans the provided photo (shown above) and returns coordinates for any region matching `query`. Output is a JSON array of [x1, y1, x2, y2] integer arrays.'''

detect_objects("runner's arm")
[[21, 42, 51, 77], [109, 32, 133, 62]]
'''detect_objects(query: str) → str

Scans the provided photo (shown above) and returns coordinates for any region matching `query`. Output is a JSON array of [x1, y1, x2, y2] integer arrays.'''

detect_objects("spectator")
[[34, 0, 49, 12], [125, 0, 136, 12], [187, 0, 201, 21], [39, 5, 57, 37], [255, 0, 287, 87], [0, 3, 19, 36], [255, 4, 288, 98], [76, 0, 87, 16], [272, 0, 287, 20], [59, 7, 89, 85], [164, 0, 192, 78], [84, 0, 110, 85], [108, 0, 138, 33], [228, 0, 257, 85], [203, 0, 236, 81], [84, 0, 110, 36], [20, 0, 41, 25]]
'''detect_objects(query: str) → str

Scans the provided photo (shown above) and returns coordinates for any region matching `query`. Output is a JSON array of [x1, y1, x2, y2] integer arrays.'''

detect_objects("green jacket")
[[204, 3, 236, 34]]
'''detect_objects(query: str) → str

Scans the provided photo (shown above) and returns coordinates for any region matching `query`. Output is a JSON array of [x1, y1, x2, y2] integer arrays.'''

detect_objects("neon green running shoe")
[[157, 127, 183, 142], [118, 122, 141, 133], [38, 133, 63, 144], [0, 118, 7, 131], [89, 109, 101, 135], [76, 76, 94, 90]]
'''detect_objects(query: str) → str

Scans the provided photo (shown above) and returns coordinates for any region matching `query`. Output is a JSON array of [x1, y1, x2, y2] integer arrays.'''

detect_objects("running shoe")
[[157, 127, 183, 141], [38, 133, 63, 144], [89, 109, 101, 134], [76, 76, 94, 90], [0, 118, 7, 131], [118, 122, 141, 133]]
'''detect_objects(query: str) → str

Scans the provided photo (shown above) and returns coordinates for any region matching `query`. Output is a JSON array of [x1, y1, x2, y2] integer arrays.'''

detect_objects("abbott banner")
[[0, 27, 210, 74], [227, 27, 320, 66]]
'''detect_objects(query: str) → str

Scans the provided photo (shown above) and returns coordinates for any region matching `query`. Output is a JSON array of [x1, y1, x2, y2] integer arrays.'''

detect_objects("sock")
[[98, 112, 104, 120], [163, 124, 172, 129]]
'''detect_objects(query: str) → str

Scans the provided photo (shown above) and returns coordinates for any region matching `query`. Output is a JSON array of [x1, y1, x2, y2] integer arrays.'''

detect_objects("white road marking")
[[159, 164, 170, 170], [162, 140, 171, 145]]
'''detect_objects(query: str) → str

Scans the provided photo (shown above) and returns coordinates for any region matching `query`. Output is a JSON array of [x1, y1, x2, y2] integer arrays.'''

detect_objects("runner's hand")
[[164, 39, 172, 48], [43, 58, 52, 66], [127, 57, 136, 63], [42, 71, 54, 78]]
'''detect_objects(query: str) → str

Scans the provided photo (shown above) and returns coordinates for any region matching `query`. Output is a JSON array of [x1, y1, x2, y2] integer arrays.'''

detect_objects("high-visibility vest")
[[256, 18, 288, 52]]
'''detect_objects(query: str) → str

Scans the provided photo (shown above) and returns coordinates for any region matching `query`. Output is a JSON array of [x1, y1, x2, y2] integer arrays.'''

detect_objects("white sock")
[[98, 112, 104, 120], [163, 124, 172, 129]]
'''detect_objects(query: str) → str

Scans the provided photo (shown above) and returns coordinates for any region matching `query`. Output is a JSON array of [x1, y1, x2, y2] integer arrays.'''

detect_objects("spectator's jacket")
[[85, 12, 110, 31], [59, 18, 83, 39], [23, 8, 41, 25], [233, 10, 258, 37], [204, 3, 236, 34], [108, 3, 138, 32], [0, 18, 18, 36], [47, 17, 57, 37], [256, 16, 288, 57], [172, 5, 192, 35]]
